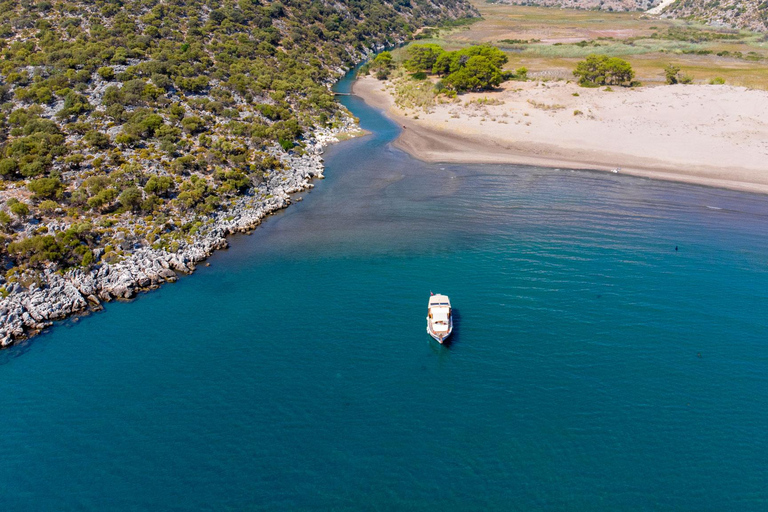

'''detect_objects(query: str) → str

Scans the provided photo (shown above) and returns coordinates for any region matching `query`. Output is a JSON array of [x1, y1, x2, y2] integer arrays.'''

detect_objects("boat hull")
[[427, 317, 453, 344]]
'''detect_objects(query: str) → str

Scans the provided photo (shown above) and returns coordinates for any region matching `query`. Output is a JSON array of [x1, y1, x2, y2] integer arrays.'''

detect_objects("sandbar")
[[353, 76, 768, 194]]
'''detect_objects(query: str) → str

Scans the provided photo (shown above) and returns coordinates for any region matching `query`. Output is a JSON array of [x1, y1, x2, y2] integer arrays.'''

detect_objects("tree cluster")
[[402, 44, 509, 91]]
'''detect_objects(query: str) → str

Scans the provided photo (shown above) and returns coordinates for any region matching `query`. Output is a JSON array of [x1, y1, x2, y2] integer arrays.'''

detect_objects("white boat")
[[426, 294, 453, 343]]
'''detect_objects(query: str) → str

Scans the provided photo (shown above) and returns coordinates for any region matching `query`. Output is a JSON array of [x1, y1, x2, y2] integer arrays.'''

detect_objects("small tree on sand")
[[574, 54, 635, 87], [664, 64, 692, 85]]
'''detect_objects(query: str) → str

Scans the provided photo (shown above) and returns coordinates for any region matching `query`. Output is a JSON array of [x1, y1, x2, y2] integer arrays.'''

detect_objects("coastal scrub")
[[0, 0, 480, 347]]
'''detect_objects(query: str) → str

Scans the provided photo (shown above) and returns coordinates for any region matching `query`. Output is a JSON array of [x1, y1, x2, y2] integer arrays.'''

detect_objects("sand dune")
[[353, 76, 768, 194]]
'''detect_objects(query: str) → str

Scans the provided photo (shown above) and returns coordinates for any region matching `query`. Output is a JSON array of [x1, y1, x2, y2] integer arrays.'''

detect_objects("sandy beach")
[[353, 76, 768, 194]]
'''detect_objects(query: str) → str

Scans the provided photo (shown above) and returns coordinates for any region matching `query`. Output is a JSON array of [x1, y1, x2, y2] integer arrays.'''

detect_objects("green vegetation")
[[401, 43, 509, 91], [360, 51, 396, 80], [7, 199, 29, 218], [664, 64, 693, 85], [573, 54, 635, 87], [7, 223, 95, 269], [414, 3, 768, 89], [0, 0, 476, 274]]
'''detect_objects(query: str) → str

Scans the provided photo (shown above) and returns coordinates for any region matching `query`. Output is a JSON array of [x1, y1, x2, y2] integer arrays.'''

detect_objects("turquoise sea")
[[1, 71, 767, 511]]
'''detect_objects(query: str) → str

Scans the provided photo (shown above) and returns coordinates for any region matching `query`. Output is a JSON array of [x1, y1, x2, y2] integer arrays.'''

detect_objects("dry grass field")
[[402, 1, 768, 88]]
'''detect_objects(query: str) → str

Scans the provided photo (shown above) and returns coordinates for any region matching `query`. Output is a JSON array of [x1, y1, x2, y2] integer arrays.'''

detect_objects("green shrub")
[[119, 186, 143, 211], [20, 160, 46, 177], [8, 235, 62, 265], [664, 64, 681, 84], [35, 87, 54, 104], [144, 176, 175, 196], [27, 177, 64, 199], [56, 92, 92, 120], [574, 54, 634, 87], [84, 130, 111, 149], [181, 116, 206, 134], [9, 201, 30, 218], [38, 200, 59, 214], [115, 133, 137, 145], [97, 67, 115, 80], [0, 158, 19, 178], [87, 188, 118, 210], [8, 225, 95, 268], [0, 210, 12, 229]]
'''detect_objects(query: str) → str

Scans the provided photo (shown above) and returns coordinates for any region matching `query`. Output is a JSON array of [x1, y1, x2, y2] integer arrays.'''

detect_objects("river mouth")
[[2, 69, 768, 511]]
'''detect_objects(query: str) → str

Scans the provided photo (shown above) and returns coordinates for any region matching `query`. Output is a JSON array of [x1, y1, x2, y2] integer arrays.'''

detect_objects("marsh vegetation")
[[402, 1, 768, 88]]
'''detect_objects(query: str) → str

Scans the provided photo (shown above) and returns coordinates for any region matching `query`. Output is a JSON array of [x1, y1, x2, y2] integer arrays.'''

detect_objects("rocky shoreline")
[[0, 120, 356, 348]]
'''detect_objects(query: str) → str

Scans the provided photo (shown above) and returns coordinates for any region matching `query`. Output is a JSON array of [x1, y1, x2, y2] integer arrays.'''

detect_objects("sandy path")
[[353, 76, 768, 194], [648, 0, 677, 15]]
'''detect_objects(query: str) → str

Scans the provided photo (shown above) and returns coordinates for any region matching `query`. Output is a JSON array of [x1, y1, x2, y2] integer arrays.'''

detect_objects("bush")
[[181, 116, 206, 134], [87, 188, 118, 210], [0, 158, 19, 178], [28, 177, 64, 199], [0, 210, 11, 230], [8, 235, 62, 266], [663, 64, 693, 85], [214, 170, 250, 195], [20, 160, 46, 177], [84, 130, 111, 149], [115, 133, 137, 146], [709, 77, 726, 85], [7, 224, 95, 268], [118, 186, 143, 211], [97, 67, 115, 80], [145, 176, 175, 196], [38, 200, 59, 214], [35, 86, 54, 104], [574, 54, 634, 87], [56, 92, 91, 120], [9, 200, 30, 218]]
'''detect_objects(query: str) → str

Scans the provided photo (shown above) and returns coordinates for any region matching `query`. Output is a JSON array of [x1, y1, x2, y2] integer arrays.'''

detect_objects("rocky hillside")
[[661, 0, 768, 32], [494, 0, 661, 12], [0, 0, 478, 346], [494, 0, 768, 32]]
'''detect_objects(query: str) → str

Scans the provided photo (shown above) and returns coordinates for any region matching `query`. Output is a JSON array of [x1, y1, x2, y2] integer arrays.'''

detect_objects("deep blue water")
[[1, 71, 767, 511]]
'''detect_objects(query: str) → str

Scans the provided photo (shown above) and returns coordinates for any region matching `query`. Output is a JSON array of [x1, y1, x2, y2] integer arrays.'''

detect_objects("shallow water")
[[1, 71, 767, 511]]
